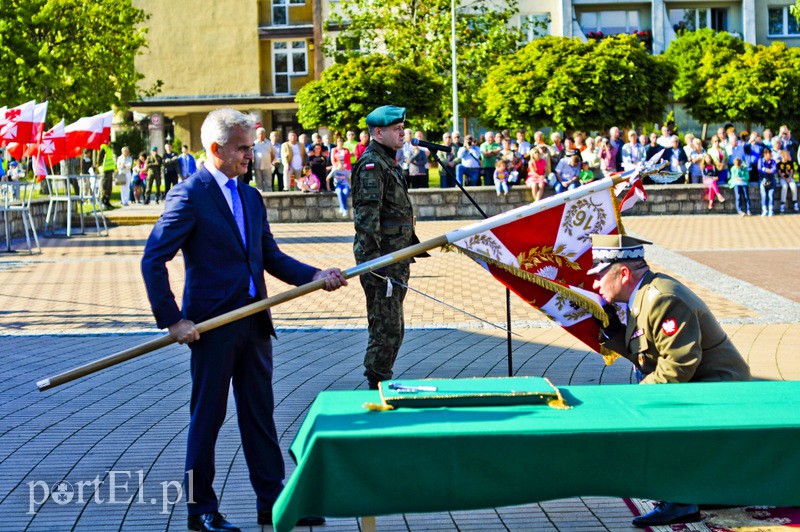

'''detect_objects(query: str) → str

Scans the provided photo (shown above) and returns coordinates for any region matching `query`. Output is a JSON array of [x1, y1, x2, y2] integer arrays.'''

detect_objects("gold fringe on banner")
[[456, 248, 621, 366]]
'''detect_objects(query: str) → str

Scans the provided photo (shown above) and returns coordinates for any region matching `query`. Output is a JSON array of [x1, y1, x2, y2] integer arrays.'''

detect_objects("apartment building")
[[129, 0, 798, 147], [131, 0, 327, 149], [518, 0, 799, 54]]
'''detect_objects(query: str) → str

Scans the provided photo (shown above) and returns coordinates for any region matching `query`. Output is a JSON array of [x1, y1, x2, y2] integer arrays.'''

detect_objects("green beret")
[[587, 234, 652, 275], [365, 105, 406, 127]]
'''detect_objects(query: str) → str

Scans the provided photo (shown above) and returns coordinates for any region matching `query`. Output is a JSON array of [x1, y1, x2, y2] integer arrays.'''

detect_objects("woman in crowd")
[[687, 138, 706, 184], [131, 151, 147, 204], [327, 159, 351, 217], [599, 138, 616, 178], [116, 146, 133, 207], [308, 143, 330, 192], [777, 149, 798, 213], [581, 137, 601, 180], [330, 137, 352, 171], [707, 135, 728, 184]]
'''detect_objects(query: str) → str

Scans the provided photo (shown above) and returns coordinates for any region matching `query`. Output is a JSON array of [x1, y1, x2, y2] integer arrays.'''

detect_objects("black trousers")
[[185, 314, 283, 515]]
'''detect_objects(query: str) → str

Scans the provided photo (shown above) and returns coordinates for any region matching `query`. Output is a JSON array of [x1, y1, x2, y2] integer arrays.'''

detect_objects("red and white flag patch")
[[660, 318, 678, 336], [364, 163, 375, 170]]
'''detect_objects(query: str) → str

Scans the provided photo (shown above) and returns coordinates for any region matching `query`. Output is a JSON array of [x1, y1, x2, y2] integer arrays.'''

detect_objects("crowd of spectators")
[[435, 123, 799, 216]]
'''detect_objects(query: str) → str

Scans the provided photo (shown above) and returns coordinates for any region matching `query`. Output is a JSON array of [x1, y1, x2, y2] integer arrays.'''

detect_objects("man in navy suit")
[[141, 108, 346, 532]]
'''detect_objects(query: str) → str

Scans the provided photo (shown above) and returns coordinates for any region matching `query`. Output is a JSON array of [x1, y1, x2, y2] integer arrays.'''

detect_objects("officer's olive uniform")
[[602, 270, 750, 384], [352, 140, 417, 384], [145, 152, 163, 203]]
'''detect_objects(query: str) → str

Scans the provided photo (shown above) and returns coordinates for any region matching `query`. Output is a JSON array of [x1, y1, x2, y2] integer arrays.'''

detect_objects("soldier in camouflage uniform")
[[352, 106, 425, 389]]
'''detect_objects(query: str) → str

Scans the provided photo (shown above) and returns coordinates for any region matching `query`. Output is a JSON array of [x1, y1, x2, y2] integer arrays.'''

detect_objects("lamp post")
[[451, 0, 459, 134]]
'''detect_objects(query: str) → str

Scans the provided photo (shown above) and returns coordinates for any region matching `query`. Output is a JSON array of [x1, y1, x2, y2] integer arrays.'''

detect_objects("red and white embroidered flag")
[[0, 100, 36, 144], [451, 187, 624, 363]]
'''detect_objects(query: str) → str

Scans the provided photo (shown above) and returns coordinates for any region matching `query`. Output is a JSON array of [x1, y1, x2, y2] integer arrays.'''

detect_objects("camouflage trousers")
[[360, 264, 410, 383]]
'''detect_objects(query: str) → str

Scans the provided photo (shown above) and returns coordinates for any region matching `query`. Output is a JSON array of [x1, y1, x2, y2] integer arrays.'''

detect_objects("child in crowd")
[[297, 165, 320, 193], [326, 160, 351, 217], [578, 161, 595, 185], [494, 159, 509, 196], [702, 153, 724, 209], [758, 149, 777, 216], [526, 148, 547, 202], [777, 149, 798, 213], [728, 158, 751, 216]]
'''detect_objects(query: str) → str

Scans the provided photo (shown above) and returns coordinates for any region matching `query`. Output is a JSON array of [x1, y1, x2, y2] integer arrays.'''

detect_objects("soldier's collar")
[[373, 140, 398, 160]]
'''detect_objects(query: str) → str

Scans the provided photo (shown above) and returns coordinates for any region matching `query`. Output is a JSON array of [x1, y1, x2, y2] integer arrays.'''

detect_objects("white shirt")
[[205, 160, 237, 213], [290, 143, 303, 171], [253, 139, 274, 170]]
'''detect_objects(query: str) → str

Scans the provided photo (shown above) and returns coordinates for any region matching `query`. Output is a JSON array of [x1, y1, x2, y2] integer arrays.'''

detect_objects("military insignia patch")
[[660, 318, 678, 336], [630, 328, 644, 340], [638, 353, 645, 367], [365, 163, 375, 170]]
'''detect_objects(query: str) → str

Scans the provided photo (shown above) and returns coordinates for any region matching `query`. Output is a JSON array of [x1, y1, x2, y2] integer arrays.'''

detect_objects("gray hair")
[[201, 108, 256, 151]]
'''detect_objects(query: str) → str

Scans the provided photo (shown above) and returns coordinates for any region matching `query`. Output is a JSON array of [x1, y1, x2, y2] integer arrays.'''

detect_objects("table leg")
[[361, 516, 376, 532]]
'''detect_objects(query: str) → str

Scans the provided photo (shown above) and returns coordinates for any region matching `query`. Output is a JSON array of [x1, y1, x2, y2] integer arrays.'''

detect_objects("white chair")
[[1, 180, 41, 253], [44, 175, 86, 237]]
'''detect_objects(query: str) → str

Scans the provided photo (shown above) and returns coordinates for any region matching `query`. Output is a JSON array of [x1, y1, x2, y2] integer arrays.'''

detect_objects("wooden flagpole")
[[36, 171, 652, 392]]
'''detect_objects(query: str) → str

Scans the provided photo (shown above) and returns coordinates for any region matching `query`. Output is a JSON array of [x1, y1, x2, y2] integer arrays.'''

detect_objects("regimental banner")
[[452, 188, 624, 363]]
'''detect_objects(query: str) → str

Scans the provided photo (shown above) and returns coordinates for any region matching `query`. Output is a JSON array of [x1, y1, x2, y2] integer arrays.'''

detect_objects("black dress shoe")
[[632, 501, 701, 528], [257, 510, 325, 526], [187, 512, 241, 532]]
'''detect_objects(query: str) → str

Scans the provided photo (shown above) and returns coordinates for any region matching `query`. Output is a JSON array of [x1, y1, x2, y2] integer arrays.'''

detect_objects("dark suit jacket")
[[141, 165, 318, 335]]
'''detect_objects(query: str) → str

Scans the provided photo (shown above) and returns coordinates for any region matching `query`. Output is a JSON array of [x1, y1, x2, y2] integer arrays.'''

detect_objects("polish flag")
[[30, 101, 48, 143], [65, 112, 107, 157], [618, 177, 647, 213], [85, 110, 113, 150], [0, 100, 36, 144]]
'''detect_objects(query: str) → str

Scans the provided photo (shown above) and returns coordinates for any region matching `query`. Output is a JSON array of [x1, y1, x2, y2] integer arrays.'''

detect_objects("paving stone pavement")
[[1, 212, 799, 531]]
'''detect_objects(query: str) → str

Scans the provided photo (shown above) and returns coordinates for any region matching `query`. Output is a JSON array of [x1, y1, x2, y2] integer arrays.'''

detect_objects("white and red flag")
[[30, 101, 48, 143], [450, 184, 625, 363], [65, 110, 112, 157], [35, 119, 67, 167], [0, 100, 36, 144]]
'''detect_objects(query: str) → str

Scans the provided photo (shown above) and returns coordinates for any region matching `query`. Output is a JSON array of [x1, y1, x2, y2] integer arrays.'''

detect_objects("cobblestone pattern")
[[1, 214, 799, 531]]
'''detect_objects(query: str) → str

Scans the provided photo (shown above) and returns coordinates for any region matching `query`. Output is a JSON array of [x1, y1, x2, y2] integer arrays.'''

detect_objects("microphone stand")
[[431, 147, 515, 378]]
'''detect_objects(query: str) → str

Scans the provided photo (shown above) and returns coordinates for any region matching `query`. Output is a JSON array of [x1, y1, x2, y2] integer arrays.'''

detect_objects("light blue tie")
[[225, 179, 257, 297]]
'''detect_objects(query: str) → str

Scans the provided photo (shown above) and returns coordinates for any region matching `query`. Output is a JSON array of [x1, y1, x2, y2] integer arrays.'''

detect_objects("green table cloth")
[[273, 380, 800, 532]]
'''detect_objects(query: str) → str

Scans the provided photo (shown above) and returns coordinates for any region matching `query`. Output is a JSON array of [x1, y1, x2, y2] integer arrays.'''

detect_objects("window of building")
[[669, 8, 728, 32], [768, 6, 800, 37], [272, 0, 305, 25], [521, 13, 551, 41], [273, 41, 308, 94], [580, 10, 640, 34]]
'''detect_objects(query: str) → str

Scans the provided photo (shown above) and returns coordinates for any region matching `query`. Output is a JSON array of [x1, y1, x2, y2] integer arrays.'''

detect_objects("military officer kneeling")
[[590, 234, 750, 528]]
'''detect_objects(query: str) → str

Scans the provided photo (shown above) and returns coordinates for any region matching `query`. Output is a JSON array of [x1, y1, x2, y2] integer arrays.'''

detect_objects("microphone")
[[411, 138, 450, 152]]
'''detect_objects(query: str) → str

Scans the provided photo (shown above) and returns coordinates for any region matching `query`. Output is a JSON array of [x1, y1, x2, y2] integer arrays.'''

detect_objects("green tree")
[[481, 35, 675, 132], [325, 0, 534, 128], [0, 0, 160, 123], [296, 54, 443, 133], [663, 29, 746, 124], [707, 42, 800, 131]]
